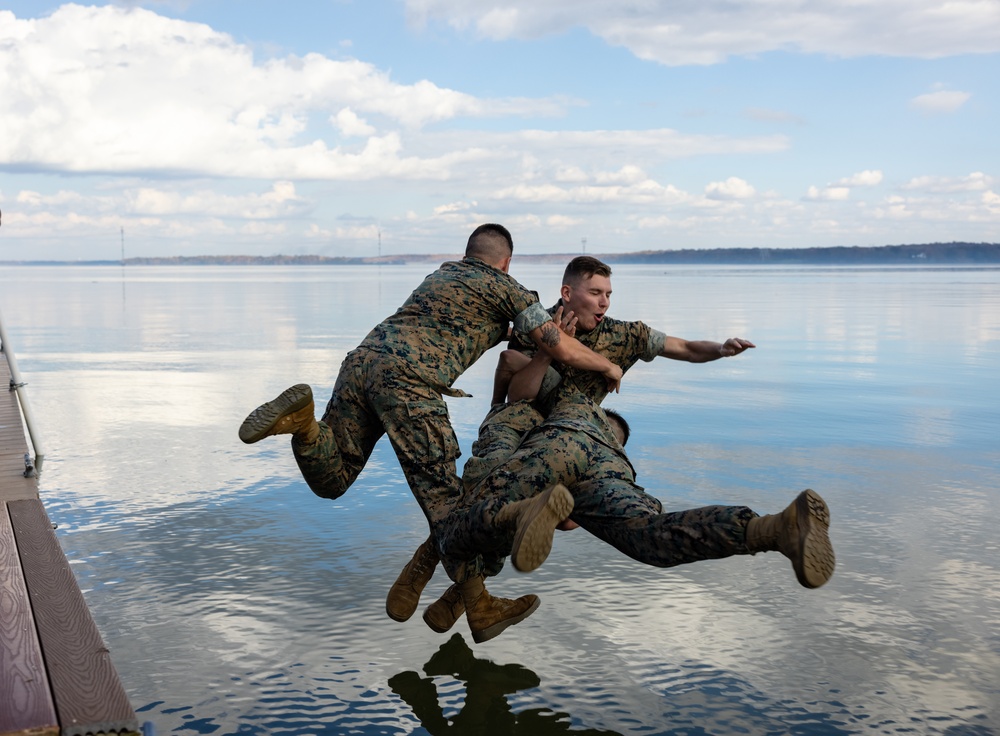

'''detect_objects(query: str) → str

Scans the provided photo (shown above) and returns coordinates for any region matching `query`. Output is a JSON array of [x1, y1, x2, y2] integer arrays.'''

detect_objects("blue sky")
[[0, 0, 997, 260]]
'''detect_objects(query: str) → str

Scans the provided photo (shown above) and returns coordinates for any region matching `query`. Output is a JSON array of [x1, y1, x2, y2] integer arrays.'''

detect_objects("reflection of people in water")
[[389, 633, 622, 735]]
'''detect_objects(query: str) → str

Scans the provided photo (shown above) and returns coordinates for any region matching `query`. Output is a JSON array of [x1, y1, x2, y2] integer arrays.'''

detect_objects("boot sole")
[[794, 489, 836, 588], [472, 596, 541, 643], [239, 384, 313, 444], [510, 484, 574, 573]]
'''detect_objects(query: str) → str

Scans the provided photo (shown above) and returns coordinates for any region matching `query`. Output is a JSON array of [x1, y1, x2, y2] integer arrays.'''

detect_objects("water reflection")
[[3, 264, 999, 735], [389, 634, 621, 735]]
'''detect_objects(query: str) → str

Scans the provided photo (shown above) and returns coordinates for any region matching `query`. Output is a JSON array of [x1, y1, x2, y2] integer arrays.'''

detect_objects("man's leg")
[[571, 476, 835, 588], [389, 400, 542, 626], [375, 373, 542, 642], [573, 479, 757, 565], [290, 350, 384, 500]]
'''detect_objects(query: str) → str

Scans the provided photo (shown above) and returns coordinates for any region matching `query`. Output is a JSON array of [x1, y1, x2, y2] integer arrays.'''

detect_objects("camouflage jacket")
[[361, 257, 550, 396], [512, 300, 665, 410]]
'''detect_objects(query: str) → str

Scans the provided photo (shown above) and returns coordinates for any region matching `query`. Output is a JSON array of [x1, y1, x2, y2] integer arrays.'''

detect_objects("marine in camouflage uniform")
[[415, 260, 829, 633], [442, 393, 759, 576], [507, 255, 754, 418], [291, 255, 551, 573]]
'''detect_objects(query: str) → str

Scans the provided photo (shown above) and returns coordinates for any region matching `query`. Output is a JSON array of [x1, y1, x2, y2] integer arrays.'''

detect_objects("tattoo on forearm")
[[540, 323, 561, 348]]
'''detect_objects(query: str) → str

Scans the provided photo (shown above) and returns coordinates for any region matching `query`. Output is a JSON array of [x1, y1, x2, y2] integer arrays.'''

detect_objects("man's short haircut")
[[563, 255, 612, 287], [466, 223, 514, 262], [604, 408, 631, 446]]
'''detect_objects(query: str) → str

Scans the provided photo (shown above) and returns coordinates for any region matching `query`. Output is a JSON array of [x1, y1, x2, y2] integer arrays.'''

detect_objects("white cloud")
[[902, 172, 994, 193], [333, 108, 377, 137], [126, 181, 308, 218], [433, 200, 477, 215], [546, 214, 583, 229], [705, 177, 756, 200], [0, 5, 566, 180], [493, 178, 691, 206], [984, 191, 1000, 212], [404, 0, 1000, 65], [805, 185, 851, 201], [837, 170, 884, 187], [805, 171, 883, 201], [419, 128, 789, 170], [910, 89, 972, 114]]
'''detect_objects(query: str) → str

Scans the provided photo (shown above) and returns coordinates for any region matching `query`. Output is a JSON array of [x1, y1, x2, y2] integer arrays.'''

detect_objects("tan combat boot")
[[239, 384, 319, 445], [422, 583, 465, 633], [494, 483, 574, 572], [745, 488, 836, 589], [386, 537, 439, 622], [460, 575, 540, 643]]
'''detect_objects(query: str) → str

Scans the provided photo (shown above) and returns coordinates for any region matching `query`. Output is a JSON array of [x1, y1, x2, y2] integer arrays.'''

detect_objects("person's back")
[[361, 257, 531, 394]]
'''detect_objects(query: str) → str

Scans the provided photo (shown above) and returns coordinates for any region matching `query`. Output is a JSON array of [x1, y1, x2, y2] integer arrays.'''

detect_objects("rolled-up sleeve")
[[642, 327, 667, 361], [513, 301, 552, 335]]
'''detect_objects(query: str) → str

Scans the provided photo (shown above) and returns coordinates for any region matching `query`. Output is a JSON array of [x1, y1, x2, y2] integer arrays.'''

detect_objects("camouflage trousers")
[[292, 347, 469, 580], [442, 418, 758, 580]]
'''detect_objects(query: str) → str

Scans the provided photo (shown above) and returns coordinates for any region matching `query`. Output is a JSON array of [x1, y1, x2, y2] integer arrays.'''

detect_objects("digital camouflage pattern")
[[292, 257, 550, 580], [462, 400, 545, 492], [441, 393, 758, 579], [511, 302, 666, 412], [363, 258, 550, 395]]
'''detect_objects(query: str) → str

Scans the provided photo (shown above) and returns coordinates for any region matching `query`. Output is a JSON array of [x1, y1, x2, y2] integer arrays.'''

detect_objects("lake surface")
[[1, 262, 998, 735]]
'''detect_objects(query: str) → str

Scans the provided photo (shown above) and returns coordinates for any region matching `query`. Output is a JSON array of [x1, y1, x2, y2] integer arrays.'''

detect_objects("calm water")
[[1, 263, 998, 735]]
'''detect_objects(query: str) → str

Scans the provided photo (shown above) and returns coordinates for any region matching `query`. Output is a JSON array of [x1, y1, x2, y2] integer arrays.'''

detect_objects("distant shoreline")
[[3, 241, 999, 266]]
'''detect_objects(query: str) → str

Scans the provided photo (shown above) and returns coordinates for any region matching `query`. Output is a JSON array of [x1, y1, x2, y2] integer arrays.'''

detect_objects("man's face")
[[561, 273, 612, 332]]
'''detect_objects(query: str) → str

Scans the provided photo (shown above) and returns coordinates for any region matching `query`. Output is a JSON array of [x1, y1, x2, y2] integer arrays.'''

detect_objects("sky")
[[0, 1, 998, 260]]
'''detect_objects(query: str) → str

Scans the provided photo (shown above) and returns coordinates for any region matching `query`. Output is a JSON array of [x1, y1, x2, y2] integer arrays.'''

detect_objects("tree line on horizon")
[[4, 241, 999, 266]]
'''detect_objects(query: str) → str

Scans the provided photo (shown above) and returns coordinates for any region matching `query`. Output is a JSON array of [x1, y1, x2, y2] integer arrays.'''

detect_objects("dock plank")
[[0, 359, 38, 502], [0, 503, 59, 736], [8, 500, 138, 736]]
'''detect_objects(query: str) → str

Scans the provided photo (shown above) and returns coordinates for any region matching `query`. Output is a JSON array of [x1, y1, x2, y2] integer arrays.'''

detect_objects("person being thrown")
[[386, 254, 759, 635], [420, 367, 837, 639], [239, 224, 624, 644]]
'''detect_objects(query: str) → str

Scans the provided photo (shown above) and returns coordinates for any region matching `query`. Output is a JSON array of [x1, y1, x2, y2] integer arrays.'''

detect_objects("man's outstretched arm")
[[659, 336, 755, 363]]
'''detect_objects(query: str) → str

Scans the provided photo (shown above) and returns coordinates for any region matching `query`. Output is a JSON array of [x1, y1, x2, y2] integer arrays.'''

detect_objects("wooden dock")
[[1, 357, 141, 736]]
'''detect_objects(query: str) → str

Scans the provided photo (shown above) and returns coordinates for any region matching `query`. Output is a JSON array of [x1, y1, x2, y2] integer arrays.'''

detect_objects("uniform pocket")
[[391, 399, 461, 465]]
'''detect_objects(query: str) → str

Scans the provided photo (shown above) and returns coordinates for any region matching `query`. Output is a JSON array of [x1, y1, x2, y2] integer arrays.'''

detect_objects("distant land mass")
[[4, 241, 1000, 266]]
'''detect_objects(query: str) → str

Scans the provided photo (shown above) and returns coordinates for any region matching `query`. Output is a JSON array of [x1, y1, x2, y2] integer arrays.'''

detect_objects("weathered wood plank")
[[0, 359, 38, 503], [0, 502, 59, 736], [8, 500, 138, 736]]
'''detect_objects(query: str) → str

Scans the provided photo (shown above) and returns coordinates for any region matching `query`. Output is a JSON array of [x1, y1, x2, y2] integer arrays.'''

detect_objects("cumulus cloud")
[[910, 89, 972, 114], [333, 108, 377, 138], [0, 5, 565, 180], [984, 190, 1000, 212], [836, 170, 884, 187], [403, 0, 1000, 65], [705, 177, 756, 200], [805, 170, 883, 201]]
